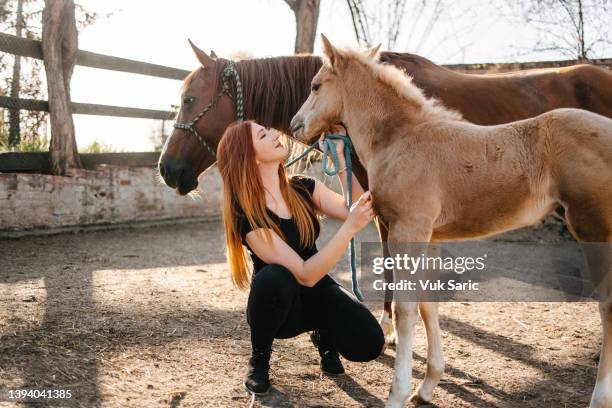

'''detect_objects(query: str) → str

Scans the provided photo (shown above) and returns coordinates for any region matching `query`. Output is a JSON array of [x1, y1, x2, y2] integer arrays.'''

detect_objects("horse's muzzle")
[[158, 157, 198, 195]]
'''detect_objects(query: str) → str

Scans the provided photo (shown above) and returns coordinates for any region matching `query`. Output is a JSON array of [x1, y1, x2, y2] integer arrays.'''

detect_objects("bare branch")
[[283, 0, 298, 10]]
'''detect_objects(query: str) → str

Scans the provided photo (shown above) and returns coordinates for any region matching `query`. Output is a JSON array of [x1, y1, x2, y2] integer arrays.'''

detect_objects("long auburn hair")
[[217, 120, 320, 289]]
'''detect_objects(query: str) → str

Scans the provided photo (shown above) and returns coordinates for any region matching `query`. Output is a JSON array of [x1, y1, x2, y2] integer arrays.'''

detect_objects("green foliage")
[[0, 119, 49, 152], [79, 140, 117, 153]]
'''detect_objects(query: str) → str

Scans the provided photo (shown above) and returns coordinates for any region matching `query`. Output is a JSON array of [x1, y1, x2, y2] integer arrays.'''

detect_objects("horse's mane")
[[343, 49, 462, 122], [233, 55, 323, 133]]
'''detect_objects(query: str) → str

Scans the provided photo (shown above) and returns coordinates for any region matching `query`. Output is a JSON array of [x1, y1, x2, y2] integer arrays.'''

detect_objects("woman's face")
[[250, 122, 288, 164]]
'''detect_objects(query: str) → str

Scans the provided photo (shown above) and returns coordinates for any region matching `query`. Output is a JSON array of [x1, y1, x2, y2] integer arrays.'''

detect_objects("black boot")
[[244, 347, 271, 394], [310, 330, 345, 376]]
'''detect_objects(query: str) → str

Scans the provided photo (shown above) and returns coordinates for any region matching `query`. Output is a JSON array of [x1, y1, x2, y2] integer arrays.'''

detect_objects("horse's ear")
[[367, 43, 382, 59], [210, 50, 218, 58], [188, 39, 215, 68], [321, 33, 341, 70]]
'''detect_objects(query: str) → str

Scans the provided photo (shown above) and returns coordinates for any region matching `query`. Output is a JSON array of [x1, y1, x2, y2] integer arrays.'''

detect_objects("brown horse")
[[290, 35, 612, 408], [158, 41, 612, 345]]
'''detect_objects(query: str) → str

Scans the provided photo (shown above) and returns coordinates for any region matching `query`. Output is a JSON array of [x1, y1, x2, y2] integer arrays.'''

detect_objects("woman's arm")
[[245, 191, 374, 287]]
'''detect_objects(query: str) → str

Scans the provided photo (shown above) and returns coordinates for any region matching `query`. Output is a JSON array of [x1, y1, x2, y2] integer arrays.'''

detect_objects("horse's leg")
[[386, 219, 433, 408], [410, 301, 444, 404], [375, 216, 396, 345]]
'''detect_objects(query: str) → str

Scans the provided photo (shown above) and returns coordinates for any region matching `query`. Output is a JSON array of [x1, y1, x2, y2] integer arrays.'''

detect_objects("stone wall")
[[0, 165, 222, 233]]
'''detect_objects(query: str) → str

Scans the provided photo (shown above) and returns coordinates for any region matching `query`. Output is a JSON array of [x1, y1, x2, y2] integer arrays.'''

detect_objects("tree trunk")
[[8, 0, 23, 147], [284, 0, 321, 53], [42, 0, 81, 175]]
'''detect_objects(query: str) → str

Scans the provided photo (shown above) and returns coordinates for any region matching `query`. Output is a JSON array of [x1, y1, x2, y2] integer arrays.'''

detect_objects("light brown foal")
[[291, 35, 612, 408]]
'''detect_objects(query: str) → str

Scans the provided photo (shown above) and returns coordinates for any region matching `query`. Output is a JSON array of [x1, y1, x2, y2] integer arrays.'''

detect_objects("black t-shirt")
[[237, 175, 337, 291]]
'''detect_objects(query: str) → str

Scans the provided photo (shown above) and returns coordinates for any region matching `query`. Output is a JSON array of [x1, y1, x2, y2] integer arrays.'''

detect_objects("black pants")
[[246, 263, 385, 362]]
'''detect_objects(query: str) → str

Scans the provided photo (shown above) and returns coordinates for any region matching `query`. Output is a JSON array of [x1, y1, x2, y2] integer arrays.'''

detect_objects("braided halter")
[[173, 61, 244, 158]]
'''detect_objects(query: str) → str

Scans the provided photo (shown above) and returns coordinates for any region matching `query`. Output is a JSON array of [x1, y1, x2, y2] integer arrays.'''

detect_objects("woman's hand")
[[345, 191, 375, 234], [318, 124, 348, 166]]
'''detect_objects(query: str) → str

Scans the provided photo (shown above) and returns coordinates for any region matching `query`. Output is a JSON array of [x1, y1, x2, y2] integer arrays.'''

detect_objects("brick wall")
[[0, 165, 222, 232]]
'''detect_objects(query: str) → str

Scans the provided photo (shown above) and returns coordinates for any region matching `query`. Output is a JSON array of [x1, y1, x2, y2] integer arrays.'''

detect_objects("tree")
[[8, 0, 23, 146], [0, 0, 104, 153], [344, 0, 476, 59], [505, 0, 612, 60], [0, 0, 48, 151], [346, 0, 373, 46], [42, 0, 80, 174], [283, 0, 321, 53]]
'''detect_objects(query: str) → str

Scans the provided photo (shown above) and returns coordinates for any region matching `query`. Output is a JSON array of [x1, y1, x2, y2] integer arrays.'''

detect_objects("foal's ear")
[[210, 50, 218, 58], [321, 34, 342, 70], [188, 39, 215, 68], [367, 43, 382, 59]]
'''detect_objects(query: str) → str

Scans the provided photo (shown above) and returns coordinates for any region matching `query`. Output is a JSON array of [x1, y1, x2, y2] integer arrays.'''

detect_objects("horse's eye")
[[311, 83, 320, 92], [183, 96, 195, 104]]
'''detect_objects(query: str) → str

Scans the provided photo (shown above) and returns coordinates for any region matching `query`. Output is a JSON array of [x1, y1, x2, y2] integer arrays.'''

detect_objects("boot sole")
[[245, 383, 270, 395], [321, 369, 345, 377]]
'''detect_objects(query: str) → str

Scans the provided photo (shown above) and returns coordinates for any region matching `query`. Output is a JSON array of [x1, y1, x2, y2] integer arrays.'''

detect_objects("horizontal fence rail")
[[0, 152, 161, 173], [0, 33, 185, 121], [0, 96, 175, 120], [0, 32, 191, 80], [444, 57, 612, 72]]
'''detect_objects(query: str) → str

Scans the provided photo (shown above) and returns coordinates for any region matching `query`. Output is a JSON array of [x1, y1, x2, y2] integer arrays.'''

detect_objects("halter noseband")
[[173, 61, 245, 158]]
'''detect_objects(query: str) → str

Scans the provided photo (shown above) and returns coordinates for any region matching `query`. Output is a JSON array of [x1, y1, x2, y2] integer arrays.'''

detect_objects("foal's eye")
[[311, 83, 321, 92], [183, 96, 195, 104]]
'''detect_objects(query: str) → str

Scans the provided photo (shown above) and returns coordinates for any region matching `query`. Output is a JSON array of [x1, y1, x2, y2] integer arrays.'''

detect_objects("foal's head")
[[291, 35, 461, 145], [290, 34, 381, 145], [158, 41, 235, 195]]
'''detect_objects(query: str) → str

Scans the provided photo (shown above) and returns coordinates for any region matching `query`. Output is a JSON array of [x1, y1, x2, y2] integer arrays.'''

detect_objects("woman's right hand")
[[345, 191, 375, 234]]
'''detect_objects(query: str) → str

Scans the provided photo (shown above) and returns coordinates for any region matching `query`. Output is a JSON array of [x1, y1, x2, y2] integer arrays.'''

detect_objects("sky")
[[42, 0, 609, 151]]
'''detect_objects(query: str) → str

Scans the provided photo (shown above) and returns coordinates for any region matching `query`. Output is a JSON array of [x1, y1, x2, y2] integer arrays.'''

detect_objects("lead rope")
[[285, 134, 364, 301]]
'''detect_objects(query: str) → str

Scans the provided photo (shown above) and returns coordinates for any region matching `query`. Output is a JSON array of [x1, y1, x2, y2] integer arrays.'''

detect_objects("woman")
[[216, 120, 385, 395]]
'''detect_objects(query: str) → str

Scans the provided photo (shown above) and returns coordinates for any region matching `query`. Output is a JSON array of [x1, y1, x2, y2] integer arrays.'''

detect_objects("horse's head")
[[158, 40, 236, 195]]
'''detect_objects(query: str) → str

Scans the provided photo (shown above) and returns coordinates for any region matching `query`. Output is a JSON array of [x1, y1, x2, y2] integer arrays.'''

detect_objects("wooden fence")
[[1, 32, 611, 173], [0, 32, 190, 173]]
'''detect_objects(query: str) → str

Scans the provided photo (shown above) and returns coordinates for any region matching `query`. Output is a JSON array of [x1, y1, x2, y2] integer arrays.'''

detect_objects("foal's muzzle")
[[290, 120, 304, 137]]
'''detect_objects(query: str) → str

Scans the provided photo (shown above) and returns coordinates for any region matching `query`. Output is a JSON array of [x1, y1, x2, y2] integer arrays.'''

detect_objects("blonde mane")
[[341, 49, 463, 122]]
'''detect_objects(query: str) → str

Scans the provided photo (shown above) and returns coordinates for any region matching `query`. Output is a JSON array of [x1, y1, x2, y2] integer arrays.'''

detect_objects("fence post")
[[41, 0, 81, 175]]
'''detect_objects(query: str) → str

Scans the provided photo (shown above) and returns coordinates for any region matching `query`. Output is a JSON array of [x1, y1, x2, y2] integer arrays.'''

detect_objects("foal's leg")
[[387, 299, 419, 408], [588, 244, 612, 408], [564, 203, 612, 408], [410, 302, 444, 404], [386, 220, 433, 408], [591, 297, 612, 408], [375, 216, 397, 345]]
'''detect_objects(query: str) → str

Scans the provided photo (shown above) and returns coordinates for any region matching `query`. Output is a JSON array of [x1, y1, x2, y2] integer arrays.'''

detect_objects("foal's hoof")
[[409, 391, 432, 406], [379, 313, 396, 346], [385, 331, 396, 346]]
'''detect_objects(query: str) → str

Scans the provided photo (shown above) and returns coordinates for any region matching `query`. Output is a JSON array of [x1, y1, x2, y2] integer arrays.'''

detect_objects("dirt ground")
[[0, 218, 602, 408]]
